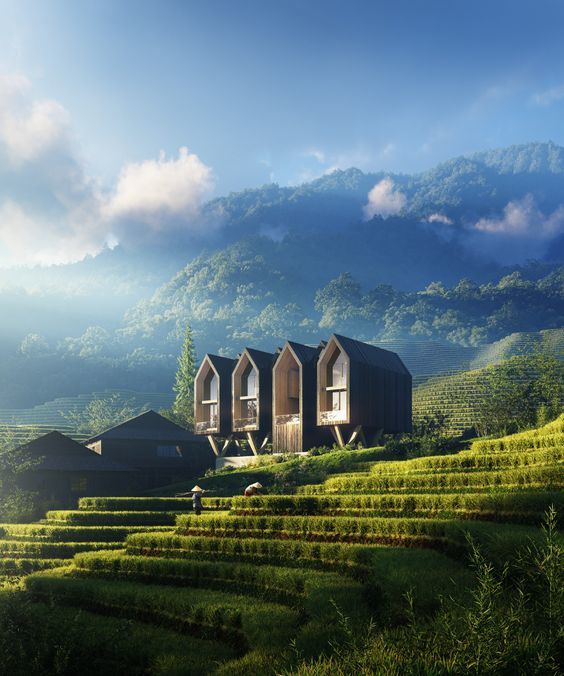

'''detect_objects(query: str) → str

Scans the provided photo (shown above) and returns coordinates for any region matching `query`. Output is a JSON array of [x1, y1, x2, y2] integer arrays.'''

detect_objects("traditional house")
[[194, 353, 237, 456], [316, 334, 412, 446], [85, 410, 212, 489], [272, 341, 332, 453], [16, 431, 136, 506], [231, 348, 276, 454]]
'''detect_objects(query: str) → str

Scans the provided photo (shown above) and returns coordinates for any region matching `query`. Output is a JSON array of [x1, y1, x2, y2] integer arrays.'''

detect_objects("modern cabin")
[[317, 334, 412, 446], [232, 348, 276, 454], [194, 353, 237, 456], [85, 410, 212, 489], [272, 341, 332, 453], [17, 431, 136, 507]]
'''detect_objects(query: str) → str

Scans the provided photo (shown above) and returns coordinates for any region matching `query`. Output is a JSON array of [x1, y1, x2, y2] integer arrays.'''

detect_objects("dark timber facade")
[[85, 410, 212, 490], [232, 348, 276, 455], [272, 341, 332, 453], [316, 334, 412, 447], [194, 353, 237, 456]]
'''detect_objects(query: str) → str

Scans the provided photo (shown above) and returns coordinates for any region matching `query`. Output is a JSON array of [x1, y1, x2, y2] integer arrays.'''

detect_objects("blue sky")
[[1, 0, 564, 265], [3, 0, 564, 191]]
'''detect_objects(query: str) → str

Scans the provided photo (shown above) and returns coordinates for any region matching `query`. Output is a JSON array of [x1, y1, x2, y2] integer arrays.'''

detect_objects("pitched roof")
[[244, 347, 277, 370], [206, 353, 237, 379], [85, 410, 199, 443], [18, 431, 133, 473], [332, 334, 411, 376], [286, 341, 320, 364]]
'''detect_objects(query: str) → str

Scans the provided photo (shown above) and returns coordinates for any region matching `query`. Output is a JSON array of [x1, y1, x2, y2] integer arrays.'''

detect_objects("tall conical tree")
[[173, 324, 197, 426]]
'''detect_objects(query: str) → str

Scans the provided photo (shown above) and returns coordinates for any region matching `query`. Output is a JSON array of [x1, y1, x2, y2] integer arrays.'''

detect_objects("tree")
[[0, 426, 39, 522], [19, 333, 49, 357], [63, 395, 140, 436], [173, 324, 197, 427], [474, 353, 563, 436]]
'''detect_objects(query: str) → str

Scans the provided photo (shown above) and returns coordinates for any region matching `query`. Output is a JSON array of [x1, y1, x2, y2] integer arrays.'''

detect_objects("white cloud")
[[474, 194, 563, 237], [427, 213, 453, 225], [303, 148, 326, 164], [363, 177, 407, 220], [531, 84, 564, 107], [0, 74, 72, 165], [0, 75, 217, 267], [105, 147, 214, 228], [466, 195, 564, 264]]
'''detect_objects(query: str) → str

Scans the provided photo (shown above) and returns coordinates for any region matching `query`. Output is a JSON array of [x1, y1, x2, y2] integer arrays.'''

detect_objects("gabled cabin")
[[17, 431, 136, 506], [232, 348, 276, 454], [272, 341, 332, 453], [85, 410, 212, 489], [317, 334, 412, 446], [194, 354, 237, 455]]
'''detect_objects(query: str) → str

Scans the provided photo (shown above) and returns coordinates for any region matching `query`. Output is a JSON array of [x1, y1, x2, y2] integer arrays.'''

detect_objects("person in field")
[[244, 481, 263, 497], [191, 485, 205, 515]]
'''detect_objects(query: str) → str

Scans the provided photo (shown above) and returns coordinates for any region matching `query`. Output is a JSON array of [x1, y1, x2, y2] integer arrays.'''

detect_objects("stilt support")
[[246, 432, 259, 456], [207, 435, 220, 457], [331, 425, 345, 447]]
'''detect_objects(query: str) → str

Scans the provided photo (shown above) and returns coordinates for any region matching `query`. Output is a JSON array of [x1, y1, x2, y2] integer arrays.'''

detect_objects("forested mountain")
[[0, 141, 563, 406]]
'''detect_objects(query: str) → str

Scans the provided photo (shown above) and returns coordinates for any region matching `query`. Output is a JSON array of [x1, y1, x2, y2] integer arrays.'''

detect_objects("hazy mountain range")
[[0, 141, 562, 406]]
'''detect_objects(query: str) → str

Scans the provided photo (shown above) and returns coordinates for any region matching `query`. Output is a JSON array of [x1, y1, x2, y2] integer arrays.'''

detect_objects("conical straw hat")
[[191, 485, 204, 492], [251, 482, 263, 489]]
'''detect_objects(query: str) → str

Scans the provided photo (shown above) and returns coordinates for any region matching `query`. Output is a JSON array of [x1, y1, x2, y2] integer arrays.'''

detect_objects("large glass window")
[[242, 363, 257, 397], [203, 372, 218, 401], [328, 352, 347, 388], [331, 390, 346, 412]]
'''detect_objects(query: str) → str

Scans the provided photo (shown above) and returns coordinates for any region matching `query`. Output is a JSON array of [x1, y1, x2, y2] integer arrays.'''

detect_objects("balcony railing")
[[233, 416, 258, 430], [195, 420, 218, 434], [275, 414, 300, 425], [319, 410, 347, 424]]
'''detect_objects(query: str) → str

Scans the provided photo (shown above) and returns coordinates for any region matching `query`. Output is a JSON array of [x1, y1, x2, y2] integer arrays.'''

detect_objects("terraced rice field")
[[1, 415, 562, 673]]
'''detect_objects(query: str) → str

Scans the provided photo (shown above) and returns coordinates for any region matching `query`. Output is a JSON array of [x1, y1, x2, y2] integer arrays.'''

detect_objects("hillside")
[[0, 416, 562, 672], [1, 142, 563, 408]]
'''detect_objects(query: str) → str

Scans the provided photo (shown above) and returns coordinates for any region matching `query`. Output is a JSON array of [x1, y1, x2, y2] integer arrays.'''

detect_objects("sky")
[[1, 0, 564, 265]]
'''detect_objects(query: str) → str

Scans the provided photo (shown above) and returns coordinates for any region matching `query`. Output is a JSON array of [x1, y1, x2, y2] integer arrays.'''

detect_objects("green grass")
[[0, 590, 236, 675], [147, 447, 395, 496], [78, 496, 232, 511], [0, 524, 175, 542], [0, 558, 64, 575], [0, 539, 123, 558], [305, 463, 563, 494], [227, 491, 562, 523], [45, 510, 184, 526]]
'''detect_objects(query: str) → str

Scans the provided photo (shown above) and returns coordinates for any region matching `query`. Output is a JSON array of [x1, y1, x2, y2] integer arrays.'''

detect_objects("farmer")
[[191, 485, 205, 515], [244, 481, 263, 497]]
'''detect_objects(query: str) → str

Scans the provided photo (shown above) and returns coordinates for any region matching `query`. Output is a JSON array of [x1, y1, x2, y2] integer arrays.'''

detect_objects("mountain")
[[0, 142, 563, 408]]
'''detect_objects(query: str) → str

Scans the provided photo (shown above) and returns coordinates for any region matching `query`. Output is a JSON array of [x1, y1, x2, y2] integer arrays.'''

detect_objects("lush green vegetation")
[[0, 415, 561, 673]]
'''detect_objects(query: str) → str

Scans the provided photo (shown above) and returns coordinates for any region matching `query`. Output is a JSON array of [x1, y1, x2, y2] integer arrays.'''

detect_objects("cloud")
[[427, 213, 453, 225], [363, 177, 407, 220], [303, 148, 326, 164], [0, 75, 216, 267], [105, 147, 214, 229], [0, 74, 72, 165], [531, 84, 564, 107], [465, 195, 564, 264]]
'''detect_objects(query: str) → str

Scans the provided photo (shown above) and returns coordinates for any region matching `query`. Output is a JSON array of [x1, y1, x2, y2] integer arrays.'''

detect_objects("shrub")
[[45, 510, 181, 526], [0, 524, 174, 542], [77, 497, 231, 512]]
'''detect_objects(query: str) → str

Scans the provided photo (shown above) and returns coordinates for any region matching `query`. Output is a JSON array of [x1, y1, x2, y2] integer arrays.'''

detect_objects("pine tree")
[[173, 325, 197, 426]]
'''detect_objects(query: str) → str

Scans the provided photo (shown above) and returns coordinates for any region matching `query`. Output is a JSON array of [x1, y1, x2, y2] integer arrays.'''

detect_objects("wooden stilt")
[[259, 434, 270, 450], [347, 425, 362, 445], [333, 425, 345, 447], [207, 435, 220, 457], [246, 432, 259, 456], [220, 435, 234, 457]]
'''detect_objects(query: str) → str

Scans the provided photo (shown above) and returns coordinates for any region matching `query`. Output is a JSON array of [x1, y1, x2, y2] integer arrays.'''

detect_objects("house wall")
[[92, 438, 214, 489], [19, 470, 137, 508]]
